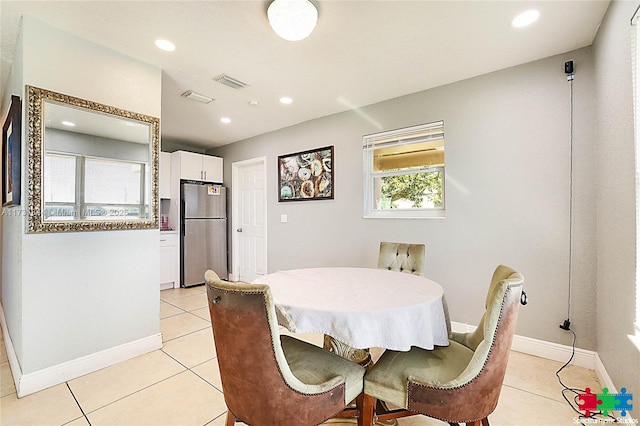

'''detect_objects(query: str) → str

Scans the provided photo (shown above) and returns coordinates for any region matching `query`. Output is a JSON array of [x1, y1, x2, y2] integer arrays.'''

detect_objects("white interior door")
[[232, 158, 266, 283]]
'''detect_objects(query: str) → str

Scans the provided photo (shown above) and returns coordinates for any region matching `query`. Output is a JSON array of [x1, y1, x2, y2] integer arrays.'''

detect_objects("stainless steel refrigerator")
[[181, 182, 228, 286]]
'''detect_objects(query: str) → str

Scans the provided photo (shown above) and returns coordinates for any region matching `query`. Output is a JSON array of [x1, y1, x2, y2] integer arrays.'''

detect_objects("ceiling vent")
[[181, 90, 214, 104], [213, 73, 249, 90]]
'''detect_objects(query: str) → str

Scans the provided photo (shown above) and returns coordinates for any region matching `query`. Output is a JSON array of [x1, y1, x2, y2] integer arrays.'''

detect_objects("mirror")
[[26, 85, 159, 233]]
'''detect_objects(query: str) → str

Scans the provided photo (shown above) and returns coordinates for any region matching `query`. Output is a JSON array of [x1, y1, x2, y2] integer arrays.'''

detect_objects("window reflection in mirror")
[[26, 85, 159, 233]]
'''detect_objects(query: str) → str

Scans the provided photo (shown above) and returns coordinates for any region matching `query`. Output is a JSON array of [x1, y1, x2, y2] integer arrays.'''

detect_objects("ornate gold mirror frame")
[[26, 85, 159, 233]]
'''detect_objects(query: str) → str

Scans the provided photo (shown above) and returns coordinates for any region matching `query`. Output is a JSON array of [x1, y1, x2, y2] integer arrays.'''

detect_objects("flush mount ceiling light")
[[511, 10, 540, 28], [267, 0, 318, 41], [181, 90, 214, 104], [280, 97, 293, 104], [154, 39, 176, 51]]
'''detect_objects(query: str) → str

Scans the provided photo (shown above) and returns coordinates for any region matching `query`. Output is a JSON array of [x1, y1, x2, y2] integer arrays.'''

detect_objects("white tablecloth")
[[253, 267, 449, 351]]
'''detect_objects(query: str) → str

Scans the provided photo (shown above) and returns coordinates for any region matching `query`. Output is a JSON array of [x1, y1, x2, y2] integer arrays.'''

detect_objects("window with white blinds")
[[43, 152, 147, 220], [363, 121, 445, 218]]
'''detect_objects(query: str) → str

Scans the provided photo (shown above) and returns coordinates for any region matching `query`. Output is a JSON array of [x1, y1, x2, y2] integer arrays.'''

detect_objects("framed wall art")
[[3, 95, 21, 206], [278, 145, 333, 202]]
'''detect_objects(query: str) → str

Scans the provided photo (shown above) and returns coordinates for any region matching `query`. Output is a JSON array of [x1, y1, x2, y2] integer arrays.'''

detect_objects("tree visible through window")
[[363, 121, 445, 218]]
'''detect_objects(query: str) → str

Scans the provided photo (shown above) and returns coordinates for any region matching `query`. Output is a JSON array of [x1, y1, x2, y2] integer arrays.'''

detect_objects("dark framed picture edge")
[[2, 94, 21, 207], [278, 145, 334, 202]]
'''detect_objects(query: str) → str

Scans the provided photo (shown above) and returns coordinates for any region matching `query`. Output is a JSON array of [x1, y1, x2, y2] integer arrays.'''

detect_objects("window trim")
[[363, 121, 445, 219]]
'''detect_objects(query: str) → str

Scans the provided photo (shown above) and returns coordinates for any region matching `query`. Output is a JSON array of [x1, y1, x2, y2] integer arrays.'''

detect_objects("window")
[[363, 120, 445, 218], [43, 153, 147, 221]]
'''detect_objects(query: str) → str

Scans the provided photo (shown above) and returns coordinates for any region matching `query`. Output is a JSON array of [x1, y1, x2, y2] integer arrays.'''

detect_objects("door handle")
[[237, 228, 243, 232]]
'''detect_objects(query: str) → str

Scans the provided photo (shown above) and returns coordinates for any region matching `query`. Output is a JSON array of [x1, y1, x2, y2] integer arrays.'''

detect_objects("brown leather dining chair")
[[377, 242, 425, 276], [357, 265, 525, 426], [204, 270, 366, 426]]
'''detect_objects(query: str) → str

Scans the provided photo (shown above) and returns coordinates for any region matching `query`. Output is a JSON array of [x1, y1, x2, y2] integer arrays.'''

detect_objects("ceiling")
[[0, 1, 610, 150]]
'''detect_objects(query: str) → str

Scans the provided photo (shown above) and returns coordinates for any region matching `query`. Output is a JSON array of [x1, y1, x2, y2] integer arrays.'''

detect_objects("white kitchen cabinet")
[[160, 232, 180, 290], [174, 150, 223, 182], [202, 155, 223, 183], [159, 152, 171, 199]]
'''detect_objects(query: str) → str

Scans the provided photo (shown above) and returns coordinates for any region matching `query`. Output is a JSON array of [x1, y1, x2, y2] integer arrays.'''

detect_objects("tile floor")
[[0, 285, 601, 425]]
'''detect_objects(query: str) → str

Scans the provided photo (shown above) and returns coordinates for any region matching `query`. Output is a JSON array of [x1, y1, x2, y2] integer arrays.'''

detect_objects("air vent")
[[213, 73, 249, 90], [181, 90, 214, 104]]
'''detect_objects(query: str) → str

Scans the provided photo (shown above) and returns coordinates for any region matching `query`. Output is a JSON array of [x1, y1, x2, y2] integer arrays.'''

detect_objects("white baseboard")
[[0, 303, 162, 397], [0, 303, 22, 397], [451, 321, 596, 369], [595, 353, 617, 393]]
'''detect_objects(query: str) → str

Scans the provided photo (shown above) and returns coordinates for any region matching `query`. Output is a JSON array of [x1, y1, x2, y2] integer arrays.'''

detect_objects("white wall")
[[211, 47, 598, 350], [593, 0, 640, 414], [1, 16, 161, 388]]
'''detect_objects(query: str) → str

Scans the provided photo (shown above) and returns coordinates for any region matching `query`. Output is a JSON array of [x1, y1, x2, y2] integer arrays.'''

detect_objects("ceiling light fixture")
[[154, 39, 176, 51], [220, 117, 231, 124], [213, 73, 249, 90], [511, 10, 540, 28], [280, 97, 293, 104], [267, 0, 318, 41], [181, 90, 214, 104]]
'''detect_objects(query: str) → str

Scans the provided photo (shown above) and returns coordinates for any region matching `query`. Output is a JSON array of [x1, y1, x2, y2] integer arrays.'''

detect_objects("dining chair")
[[377, 242, 425, 276], [204, 270, 366, 426], [357, 265, 525, 426], [376, 241, 453, 337]]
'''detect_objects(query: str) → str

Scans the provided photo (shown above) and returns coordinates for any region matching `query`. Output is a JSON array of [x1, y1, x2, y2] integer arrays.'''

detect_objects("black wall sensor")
[[565, 60, 574, 75]]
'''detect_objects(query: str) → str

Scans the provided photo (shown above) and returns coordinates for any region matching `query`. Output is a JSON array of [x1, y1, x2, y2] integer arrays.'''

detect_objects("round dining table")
[[253, 267, 450, 356]]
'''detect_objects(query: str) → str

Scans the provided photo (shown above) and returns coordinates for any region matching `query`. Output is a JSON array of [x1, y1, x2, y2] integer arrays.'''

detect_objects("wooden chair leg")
[[481, 418, 489, 426], [225, 411, 235, 426], [357, 393, 376, 426], [465, 421, 481, 426]]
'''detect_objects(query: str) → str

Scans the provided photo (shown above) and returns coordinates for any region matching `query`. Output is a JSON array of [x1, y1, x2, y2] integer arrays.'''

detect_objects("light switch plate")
[[281, 214, 287, 223]]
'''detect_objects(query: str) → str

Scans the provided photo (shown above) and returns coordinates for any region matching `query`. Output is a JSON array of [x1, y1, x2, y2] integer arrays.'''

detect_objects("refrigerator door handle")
[[180, 199, 186, 236]]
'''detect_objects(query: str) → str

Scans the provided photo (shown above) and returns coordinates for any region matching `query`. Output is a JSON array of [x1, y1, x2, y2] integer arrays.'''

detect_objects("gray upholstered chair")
[[357, 265, 525, 426], [377, 242, 425, 276], [205, 270, 366, 426]]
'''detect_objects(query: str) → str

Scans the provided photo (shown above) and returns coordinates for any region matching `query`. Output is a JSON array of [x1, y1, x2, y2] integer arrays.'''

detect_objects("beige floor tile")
[[504, 351, 600, 404], [64, 416, 91, 426], [160, 300, 185, 319], [167, 292, 209, 311], [191, 358, 223, 391], [206, 413, 231, 425], [160, 286, 205, 302], [1, 361, 16, 398], [396, 415, 442, 425], [191, 306, 212, 322], [0, 337, 8, 364], [490, 384, 582, 425], [162, 328, 216, 368], [161, 312, 211, 342], [68, 350, 186, 413], [87, 370, 227, 426], [0, 383, 84, 426]]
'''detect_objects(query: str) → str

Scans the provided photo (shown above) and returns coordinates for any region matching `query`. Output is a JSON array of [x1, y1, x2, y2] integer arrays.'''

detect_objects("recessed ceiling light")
[[155, 39, 176, 51], [220, 117, 231, 124], [61, 121, 76, 127], [511, 10, 540, 28], [280, 97, 293, 104]]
